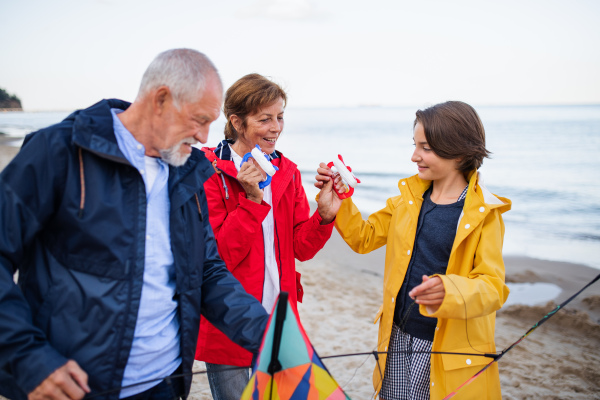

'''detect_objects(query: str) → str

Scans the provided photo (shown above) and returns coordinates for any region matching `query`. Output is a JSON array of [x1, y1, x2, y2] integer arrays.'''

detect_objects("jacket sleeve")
[[204, 176, 271, 271], [0, 132, 70, 395], [289, 171, 334, 262], [198, 189, 269, 352], [334, 194, 399, 254], [421, 208, 510, 320]]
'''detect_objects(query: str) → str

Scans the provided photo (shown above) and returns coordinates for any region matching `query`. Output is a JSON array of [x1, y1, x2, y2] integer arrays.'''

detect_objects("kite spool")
[[241, 145, 279, 189], [327, 154, 360, 199]]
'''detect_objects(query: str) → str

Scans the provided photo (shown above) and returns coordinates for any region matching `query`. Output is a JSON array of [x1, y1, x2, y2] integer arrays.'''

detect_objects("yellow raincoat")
[[335, 171, 511, 399]]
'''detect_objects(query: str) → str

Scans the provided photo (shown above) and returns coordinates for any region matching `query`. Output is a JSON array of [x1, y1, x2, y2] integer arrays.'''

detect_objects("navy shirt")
[[393, 187, 465, 341]]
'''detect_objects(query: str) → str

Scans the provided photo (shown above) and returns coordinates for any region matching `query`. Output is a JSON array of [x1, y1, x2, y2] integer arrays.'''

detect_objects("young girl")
[[316, 101, 511, 400]]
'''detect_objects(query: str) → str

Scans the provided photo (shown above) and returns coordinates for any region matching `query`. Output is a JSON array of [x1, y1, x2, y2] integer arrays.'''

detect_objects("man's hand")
[[409, 275, 446, 313], [28, 360, 90, 400]]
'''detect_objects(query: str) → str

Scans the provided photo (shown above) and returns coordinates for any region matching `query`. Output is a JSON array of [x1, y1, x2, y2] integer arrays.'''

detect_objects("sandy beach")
[[1, 145, 599, 399]]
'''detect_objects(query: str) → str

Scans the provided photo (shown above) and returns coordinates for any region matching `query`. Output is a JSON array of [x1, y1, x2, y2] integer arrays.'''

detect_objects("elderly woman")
[[195, 73, 339, 399]]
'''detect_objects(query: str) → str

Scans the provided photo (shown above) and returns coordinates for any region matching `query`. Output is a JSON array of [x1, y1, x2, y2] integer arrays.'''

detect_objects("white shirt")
[[230, 145, 279, 312]]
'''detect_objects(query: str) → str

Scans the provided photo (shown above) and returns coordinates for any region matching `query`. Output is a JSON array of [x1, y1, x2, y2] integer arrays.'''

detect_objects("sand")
[[1, 144, 599, 399], [0, 137, 19, 172]]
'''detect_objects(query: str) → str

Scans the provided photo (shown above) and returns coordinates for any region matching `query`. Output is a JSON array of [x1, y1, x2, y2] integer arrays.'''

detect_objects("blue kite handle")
[[240, 146, 276, 189]]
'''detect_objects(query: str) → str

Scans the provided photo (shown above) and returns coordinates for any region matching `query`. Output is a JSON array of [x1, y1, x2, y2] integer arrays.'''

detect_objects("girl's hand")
[[315, 162, 342, 224], [409, 275, 446, 313], [314, 163, 348, 194], [237, 159, 264, 204]]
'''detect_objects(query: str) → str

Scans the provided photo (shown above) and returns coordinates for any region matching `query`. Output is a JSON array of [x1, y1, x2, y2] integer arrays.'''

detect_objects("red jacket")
[[195, 141, 334, 366]]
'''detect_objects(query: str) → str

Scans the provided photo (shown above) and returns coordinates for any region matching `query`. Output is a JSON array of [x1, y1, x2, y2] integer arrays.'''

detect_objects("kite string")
[[85, 272, 599, 399], [441, 271, 600, 400]]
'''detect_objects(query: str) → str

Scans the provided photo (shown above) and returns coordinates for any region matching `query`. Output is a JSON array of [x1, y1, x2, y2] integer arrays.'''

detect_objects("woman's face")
[[411, 122, 460, 182], [236, 97, 284, 155]]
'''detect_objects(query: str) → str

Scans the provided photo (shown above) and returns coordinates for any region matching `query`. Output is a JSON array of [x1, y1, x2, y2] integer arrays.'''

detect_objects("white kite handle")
[[251, 147, 277, 176], [332, 157, 357, 188]]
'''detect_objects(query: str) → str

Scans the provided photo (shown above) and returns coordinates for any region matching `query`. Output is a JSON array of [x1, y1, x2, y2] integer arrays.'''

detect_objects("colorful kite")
[[241, 292, 351, 400]]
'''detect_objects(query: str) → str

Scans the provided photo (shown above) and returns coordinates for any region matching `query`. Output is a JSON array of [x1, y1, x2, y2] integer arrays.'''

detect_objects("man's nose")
[[195, 127, 209, 144]]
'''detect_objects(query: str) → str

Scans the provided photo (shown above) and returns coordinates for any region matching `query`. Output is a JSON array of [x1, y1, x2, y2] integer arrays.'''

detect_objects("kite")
[[241, 292, 351, 400]]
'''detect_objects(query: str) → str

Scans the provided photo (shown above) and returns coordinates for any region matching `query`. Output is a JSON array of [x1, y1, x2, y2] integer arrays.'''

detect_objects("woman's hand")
[[315, 162, 343, 225], [237, 159, 265, 204], [409, 275, 446, 313]]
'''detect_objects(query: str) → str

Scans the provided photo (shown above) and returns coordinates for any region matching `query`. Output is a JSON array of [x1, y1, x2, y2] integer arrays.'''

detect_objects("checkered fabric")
[[380, 323, 433, 400]]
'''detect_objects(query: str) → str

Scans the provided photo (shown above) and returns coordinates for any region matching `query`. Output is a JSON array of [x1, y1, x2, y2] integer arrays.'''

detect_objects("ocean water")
[[2, 105, 599, 270]]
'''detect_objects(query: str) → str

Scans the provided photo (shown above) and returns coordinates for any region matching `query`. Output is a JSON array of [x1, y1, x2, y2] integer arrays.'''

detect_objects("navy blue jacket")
[[0, 99, 269, 399]]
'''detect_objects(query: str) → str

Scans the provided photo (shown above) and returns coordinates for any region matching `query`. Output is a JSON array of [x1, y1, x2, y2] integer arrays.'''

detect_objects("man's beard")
[[159, 138, 197, 167]]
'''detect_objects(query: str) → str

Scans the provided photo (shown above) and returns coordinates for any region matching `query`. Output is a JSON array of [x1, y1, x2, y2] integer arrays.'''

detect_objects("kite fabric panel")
[[241, 292, 351, 400]]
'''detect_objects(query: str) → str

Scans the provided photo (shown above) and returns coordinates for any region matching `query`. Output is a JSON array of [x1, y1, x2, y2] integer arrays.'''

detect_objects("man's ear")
[[153, 86, 171, 115]]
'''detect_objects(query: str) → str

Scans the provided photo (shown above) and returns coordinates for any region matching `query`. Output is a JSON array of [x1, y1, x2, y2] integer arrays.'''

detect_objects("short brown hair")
[[223, 73, 287, 141], [414, 101, 490, 173]]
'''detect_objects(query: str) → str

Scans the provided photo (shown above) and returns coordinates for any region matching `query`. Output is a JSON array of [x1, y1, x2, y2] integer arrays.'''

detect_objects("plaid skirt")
[[380, 323, 432, 400]]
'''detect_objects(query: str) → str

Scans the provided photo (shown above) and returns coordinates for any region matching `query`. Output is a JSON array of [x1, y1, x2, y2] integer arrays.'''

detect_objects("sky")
[[1, 0, 600, 111]]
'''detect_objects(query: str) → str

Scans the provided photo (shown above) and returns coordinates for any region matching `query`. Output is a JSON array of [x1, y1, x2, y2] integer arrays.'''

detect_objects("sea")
[[1, 104, 599, 271]]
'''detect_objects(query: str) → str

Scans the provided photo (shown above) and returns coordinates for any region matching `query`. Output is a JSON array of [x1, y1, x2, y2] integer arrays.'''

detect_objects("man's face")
[[158, 77, 222, 166]]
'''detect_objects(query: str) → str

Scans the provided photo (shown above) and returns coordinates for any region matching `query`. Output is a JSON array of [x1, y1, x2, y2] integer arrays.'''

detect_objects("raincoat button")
[[392, 297, 395, 303], [385, 346, 387, 351], [409, 200, 413, 205], [431, 382, 434, 387], [479, 207, 485, 212], [401, 181, 406, 185], [465, 224, 470, 229], [466, 359, 472, 365], [407, 250, 411, 255]]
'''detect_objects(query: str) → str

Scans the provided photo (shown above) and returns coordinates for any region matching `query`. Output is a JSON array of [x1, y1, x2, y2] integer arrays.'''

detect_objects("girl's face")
[[233, 97, 284, 155], [411, 122, 461, 182]]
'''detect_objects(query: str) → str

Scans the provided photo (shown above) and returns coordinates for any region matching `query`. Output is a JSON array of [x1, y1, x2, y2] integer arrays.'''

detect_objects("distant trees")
[[0, 88, 23, 110]]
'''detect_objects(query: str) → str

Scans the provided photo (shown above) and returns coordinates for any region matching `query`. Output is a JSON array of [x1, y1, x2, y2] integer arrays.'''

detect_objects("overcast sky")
[[2, 0, 599, 111]]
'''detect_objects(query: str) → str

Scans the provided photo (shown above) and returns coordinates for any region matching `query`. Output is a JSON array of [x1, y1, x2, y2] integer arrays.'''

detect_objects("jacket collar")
[[203, 139, 281, 176], [201, 139, 295, 207], [398, 170, 510, 211]]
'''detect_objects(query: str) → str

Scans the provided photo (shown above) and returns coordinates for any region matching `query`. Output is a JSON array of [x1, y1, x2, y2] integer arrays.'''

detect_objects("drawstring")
[[220, 174, 229, 200], [210, 159, 229, 200], [78, 147, 86, 218], [194, 194, 203, 221]]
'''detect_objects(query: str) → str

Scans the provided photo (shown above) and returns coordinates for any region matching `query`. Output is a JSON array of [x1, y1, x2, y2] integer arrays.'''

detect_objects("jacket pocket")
[[440, 345, 495, 371], [373, 304, 383, 324], [296, 271, 304, 303]]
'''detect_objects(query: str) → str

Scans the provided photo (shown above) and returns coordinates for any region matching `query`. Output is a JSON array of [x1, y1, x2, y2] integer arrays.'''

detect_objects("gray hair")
[[137, 48, 222, 108]]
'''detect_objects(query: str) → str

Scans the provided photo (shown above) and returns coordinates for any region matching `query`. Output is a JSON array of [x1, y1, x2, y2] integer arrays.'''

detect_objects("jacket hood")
[[69, 99, 132, 164]]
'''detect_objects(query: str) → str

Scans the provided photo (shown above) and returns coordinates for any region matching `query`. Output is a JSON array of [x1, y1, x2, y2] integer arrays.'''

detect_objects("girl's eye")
[[424, 147, 431, 151]]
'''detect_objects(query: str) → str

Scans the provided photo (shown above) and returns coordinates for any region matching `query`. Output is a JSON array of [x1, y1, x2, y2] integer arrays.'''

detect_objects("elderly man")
[[0, 49, 269, 400]]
